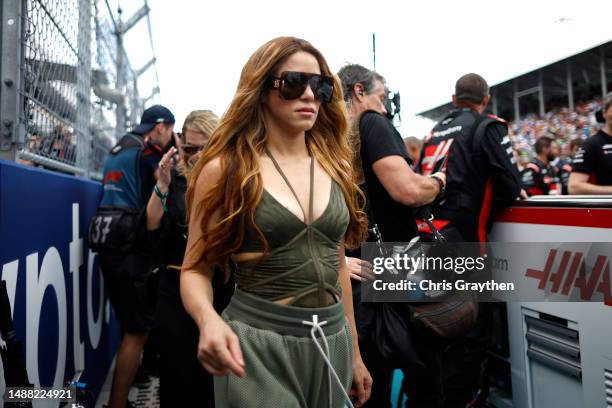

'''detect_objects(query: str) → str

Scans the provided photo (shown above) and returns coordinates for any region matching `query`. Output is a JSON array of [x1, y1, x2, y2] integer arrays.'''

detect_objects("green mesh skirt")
[[214, 289, 354, 408]]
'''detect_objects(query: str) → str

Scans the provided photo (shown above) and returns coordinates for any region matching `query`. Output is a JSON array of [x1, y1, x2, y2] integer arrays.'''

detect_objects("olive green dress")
[[214, 150, 354, 408]]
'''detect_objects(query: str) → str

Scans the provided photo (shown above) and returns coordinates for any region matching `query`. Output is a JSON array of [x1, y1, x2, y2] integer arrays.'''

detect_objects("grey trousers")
[[214, 290, 353, 408]]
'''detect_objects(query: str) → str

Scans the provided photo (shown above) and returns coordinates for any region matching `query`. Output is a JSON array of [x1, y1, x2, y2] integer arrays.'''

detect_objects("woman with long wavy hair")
[[181, 37, 372, 407]]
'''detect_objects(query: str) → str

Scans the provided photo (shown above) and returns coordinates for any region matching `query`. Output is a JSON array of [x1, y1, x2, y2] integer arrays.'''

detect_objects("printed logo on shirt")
[[421, 139, 454, 175], [103, 170, 124, 184], [432, 125, 462, 138]]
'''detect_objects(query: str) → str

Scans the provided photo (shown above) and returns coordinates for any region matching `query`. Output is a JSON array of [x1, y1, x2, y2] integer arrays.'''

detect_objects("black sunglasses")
[[181, 144, 204, 155], [268, 71, 334, 103]]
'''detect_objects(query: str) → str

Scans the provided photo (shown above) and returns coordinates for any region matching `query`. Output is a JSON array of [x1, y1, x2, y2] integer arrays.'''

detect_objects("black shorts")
[[99, 253, 156, 334]]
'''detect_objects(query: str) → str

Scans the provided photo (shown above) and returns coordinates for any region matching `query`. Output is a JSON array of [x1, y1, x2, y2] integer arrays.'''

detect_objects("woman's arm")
[[146, 147, 176, 231], [181, 157, 245, 377], [146, 183, 167, 231], [339, 244, 372, 407], [339, 245, 361, 358]]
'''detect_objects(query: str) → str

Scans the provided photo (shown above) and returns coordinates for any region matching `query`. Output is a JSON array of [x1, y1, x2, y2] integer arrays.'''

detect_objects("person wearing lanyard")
[[337, 63, 446, 408]]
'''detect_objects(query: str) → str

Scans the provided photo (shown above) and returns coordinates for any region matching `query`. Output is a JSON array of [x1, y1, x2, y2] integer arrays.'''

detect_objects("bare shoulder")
[[203, 156, 223, 176], [192, 157, 224, 196], [197, 157, 223, 182]]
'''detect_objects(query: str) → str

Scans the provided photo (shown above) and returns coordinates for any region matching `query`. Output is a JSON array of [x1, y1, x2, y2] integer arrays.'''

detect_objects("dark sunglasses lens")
[[182, 145, 202, 155], [280, 72, 307, 100], [277, 72, 333, 103], [312, 76, 333, 103]]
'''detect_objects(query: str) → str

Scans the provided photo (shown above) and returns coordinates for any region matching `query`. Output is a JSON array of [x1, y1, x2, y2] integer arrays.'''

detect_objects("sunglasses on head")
[[267, 71, 334, 103]]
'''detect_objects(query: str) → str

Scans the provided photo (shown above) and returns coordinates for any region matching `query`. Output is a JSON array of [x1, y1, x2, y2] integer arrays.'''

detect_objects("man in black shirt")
[[569, 94, 612, 194], [521, 136, 561, 196], [338, 63, 445, 408], [359, 111, 441, 240], [338, 64, 444, 243]]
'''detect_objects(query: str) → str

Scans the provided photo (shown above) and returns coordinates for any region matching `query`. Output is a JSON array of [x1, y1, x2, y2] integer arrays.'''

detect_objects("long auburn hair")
[[185, 36, 368, 271]]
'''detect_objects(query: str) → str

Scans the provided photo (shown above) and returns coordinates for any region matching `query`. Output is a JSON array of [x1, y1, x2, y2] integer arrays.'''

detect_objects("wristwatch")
[[430, 174, 445, 200]]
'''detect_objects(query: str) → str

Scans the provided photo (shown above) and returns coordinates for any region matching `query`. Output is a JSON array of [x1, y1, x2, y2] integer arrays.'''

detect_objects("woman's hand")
[[157, 147, 177, 191], [197, 313, 245, 377], [349, 356, 372, 407], [347, 257, 375, 282]]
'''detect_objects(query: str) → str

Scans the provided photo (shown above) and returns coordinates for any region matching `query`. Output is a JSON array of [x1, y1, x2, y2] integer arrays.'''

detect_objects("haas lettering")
[[526, 249, 612, 303]]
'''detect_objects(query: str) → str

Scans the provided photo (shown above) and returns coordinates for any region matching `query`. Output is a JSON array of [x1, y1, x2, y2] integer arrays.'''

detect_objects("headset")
[[385, 90, 401, 122]]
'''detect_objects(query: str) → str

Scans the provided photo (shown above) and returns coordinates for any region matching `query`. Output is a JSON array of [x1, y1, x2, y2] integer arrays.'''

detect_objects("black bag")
[[406, 291, 478, 346], [406, 208, 479, 346], [369, 301, 424, 368], [364, 206, 478, 354], [357, 211, 426, 367], [87, 207, 140, 253]]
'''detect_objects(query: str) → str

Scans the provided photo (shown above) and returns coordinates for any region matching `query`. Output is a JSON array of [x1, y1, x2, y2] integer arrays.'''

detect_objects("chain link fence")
[[0, 0, 158, 179]]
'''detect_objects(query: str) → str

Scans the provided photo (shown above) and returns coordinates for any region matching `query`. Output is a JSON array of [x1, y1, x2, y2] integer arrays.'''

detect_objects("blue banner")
[[0, 160, 119, 401]]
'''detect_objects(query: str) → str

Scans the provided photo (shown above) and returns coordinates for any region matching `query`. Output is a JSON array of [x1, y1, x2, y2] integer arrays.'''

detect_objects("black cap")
[[132, 104, 175, 135]]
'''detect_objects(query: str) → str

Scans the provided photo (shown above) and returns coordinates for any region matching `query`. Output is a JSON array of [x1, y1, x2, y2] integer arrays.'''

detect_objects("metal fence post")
[[0, 0, 23, 161], [566, 60, 574, 112], [115, 9, 126, 139], [76, 0, 92, 178], [513, 79, 520, 121], [115, 4, 149, 138], [538, 69, 545, 117]]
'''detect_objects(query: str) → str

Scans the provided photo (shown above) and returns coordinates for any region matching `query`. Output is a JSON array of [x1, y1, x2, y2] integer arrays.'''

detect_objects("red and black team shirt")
[[418, 108, 522, 241], [572, 129, 612, 186], [556, 157, 573, 195], [521, 157, 561, 196]]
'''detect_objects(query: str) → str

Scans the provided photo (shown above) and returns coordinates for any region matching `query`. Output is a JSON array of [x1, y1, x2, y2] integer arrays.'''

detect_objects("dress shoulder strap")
[[264, 148, 314, 224]]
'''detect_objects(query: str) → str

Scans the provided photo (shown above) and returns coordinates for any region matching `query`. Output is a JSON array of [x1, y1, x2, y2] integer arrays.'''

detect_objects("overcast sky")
[[116, 0, 611, 138]]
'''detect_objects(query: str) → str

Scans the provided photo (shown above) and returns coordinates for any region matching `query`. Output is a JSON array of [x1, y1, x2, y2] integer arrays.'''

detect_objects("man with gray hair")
[[338, 63, 446, 408], [417, 73, 524, 407]]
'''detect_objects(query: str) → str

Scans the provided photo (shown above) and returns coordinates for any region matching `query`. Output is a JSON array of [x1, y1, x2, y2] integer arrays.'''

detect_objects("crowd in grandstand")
[[508, 99, 603, 168]]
